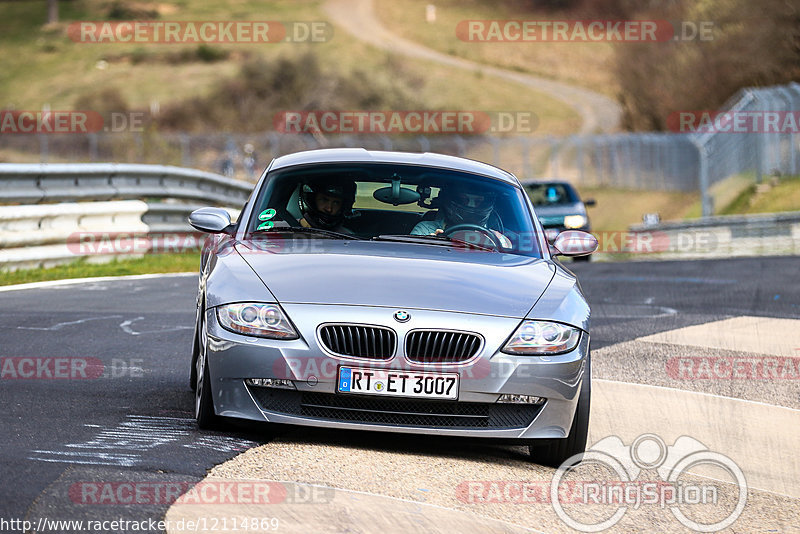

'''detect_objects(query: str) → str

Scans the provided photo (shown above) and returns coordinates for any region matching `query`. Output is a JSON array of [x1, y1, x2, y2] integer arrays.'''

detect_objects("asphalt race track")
[[1, 256, 799, 532]]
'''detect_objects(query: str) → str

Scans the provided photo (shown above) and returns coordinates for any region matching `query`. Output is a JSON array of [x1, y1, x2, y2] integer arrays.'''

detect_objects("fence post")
[[692, 138, 713, 217], [521, 138, 532, 178], [180, 134, 191, 167], [490, 136, 500, 166], [88, 133, 98, 162], [548, 136, 558, 177], [574, 136, 584, 184], [38, 134, 48, 163]]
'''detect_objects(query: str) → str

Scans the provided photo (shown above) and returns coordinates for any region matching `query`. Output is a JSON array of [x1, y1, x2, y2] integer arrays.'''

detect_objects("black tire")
[[528, 355, 591, 468], [189, 327, 199, 391], [189, 295, 203, 391], [195, 308, 221, 430]]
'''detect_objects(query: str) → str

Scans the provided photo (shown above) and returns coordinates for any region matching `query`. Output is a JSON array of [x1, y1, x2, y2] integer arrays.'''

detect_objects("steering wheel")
[[443, 224, 502, 249]]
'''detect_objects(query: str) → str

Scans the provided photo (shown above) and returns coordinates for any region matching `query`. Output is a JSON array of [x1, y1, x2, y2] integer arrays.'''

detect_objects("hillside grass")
[[374, 0, 618, 97], [574, 186, 700, 231], [0, 0, 580, 135]]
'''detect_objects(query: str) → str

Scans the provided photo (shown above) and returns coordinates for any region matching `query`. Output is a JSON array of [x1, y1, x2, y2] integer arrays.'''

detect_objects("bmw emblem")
[[394, 310, 410, 322]]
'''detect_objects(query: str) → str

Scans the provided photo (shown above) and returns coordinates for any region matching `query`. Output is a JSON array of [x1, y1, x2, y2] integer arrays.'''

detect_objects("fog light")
[[497, 394, 545, 405], [245, 378, 295, 389]]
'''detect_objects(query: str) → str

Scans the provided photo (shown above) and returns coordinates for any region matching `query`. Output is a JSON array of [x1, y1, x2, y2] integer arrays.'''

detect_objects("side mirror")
[[583, 198, 597, 207], [552, 230, 598, 257], [189, 207, 233, 233]]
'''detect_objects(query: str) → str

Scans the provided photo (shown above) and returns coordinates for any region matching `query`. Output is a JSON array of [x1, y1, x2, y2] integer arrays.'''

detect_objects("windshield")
[[247, 162, 543, 257], [525, 183, 580, 206]]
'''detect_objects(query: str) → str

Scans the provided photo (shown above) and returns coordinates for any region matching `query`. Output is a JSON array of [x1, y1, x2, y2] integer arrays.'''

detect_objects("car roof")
[[269, 148, 520, 185]]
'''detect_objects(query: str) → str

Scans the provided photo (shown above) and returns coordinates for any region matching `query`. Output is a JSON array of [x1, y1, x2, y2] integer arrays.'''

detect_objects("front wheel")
[[195, 308, 221, 429], [528, 356, 590, 468]]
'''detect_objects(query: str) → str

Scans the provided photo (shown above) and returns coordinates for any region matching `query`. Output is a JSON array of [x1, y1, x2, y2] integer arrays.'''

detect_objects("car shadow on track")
[[219, 418, 536, 468]]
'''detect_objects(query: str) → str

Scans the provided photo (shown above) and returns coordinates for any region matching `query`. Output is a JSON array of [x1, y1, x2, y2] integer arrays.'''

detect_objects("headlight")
[[217, 303, 298, 339], [563, 215, 588, 229], [502, 320, 581, 355]]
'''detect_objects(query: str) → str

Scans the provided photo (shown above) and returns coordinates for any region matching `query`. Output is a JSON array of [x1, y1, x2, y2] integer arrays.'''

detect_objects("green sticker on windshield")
[[258, 208, 277, 221], [256, 221, 274, 231]]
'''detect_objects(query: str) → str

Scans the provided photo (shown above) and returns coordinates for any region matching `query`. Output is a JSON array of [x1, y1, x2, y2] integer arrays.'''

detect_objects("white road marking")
[[119, 317, 145, 335], [18, 315, 123, 331], [29, 415, 257, 466], [119, 316, 194, 336], [637, 315, 800, 357], [28, 450, 139, 467], [592, 303, 678, 318], [0, 272, 196, 293], [592, 379, 800, 498]]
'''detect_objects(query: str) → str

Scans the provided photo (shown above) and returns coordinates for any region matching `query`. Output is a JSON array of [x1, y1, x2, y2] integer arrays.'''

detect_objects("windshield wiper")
[[254, 223, 362, 240], [373, 234, 496, 251]]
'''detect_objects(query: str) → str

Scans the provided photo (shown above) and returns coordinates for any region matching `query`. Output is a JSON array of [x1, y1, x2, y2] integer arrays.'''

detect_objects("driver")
[[411, 186, 510, 247], [298, 179, 356, 233]]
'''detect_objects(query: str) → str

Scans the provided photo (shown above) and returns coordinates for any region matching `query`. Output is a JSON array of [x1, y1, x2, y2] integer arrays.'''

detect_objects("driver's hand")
[[491, 230, 513, 249], [431, 229, 444, 236]]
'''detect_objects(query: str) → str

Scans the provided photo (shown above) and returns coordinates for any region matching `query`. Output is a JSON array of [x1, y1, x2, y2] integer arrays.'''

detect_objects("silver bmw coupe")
[[188, 148, 597, 467]]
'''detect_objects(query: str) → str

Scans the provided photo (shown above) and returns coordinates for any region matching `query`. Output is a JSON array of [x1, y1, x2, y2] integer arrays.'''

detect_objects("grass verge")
[[575, 186, 699, 231], [0, 253, 199, 287], [719, 175, 800, 215]]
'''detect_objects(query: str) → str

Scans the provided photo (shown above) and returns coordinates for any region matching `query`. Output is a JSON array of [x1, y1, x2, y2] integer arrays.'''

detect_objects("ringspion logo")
[[551, 434, 747, 532]]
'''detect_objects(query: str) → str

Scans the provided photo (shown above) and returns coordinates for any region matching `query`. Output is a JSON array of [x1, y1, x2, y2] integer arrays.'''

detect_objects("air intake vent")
[[318, 324, 396, 360], [405, 330, 482, 363]]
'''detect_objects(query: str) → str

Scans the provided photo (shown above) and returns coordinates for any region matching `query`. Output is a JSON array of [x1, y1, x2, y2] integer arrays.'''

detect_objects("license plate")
[[337, 367, 459, 400]]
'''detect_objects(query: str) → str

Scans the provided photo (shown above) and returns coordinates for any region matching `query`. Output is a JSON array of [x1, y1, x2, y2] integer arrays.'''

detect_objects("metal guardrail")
[[0, 163, 252, 206], [620, 210, 800, 260], [0, 201, 240, 271], [0, 163, 250, 271], [4, 81, 799, 211]]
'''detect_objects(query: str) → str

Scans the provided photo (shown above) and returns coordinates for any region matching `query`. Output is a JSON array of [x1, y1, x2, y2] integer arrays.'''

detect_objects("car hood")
[[533, 203, 586, 221], [236, 240, 555, 318]]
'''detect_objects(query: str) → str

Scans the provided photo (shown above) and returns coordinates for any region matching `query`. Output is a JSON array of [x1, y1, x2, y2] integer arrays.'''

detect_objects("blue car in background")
[[521, 180, 596, 262]]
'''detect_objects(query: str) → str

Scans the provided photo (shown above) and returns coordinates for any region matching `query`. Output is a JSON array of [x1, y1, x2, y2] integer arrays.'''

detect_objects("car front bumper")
[[204, 303, 589, 439]]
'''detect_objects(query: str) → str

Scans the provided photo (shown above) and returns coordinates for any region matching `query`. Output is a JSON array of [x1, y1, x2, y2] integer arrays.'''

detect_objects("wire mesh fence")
[[2, 82, 799, 216]]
